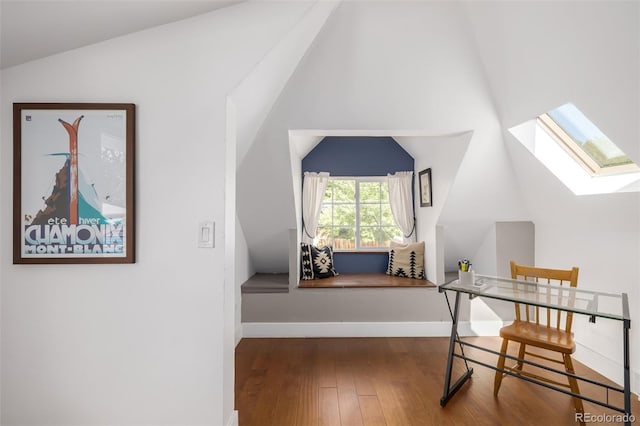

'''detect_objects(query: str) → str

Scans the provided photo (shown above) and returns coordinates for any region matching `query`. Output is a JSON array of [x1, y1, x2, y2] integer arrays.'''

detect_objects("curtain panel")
[[302, 172, 330, 244], [387, 171, 416, 243]]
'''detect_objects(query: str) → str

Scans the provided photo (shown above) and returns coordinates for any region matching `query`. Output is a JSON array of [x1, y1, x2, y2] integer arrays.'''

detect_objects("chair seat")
[[500, 321, 576, 354]]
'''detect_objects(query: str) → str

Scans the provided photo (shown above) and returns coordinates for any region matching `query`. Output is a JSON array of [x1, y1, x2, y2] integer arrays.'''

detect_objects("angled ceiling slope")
[[232, 1, 341, 168], [0, 0, 243, 69]]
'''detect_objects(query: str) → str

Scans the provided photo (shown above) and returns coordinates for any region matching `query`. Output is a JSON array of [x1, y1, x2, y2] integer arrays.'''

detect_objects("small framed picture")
[[419, 168, 432, 207], [13, 103, 135, 264]]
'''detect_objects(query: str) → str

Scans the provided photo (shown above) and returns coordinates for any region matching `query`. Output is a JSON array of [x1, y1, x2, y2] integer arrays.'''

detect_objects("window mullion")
[[378, 182, 383, 246], [355, 180, 360, 250], [330, 183, 335, 247]]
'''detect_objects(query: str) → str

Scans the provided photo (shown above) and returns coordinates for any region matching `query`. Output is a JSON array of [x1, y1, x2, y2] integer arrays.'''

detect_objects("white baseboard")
[[235, 323, 243, 347], [241, 320, 504, 338], [226, 410, 238, 426], [574, 342, 640, 396]]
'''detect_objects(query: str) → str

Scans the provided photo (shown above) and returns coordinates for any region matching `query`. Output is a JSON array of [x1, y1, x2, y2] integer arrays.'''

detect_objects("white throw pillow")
[[386, 241, 425, 279]]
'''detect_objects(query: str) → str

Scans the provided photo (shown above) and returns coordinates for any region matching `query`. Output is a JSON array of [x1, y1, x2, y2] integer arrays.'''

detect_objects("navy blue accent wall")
[[332, 252, 389, 274], [303, 137, 415, 274], [302, 136, 414, 176]]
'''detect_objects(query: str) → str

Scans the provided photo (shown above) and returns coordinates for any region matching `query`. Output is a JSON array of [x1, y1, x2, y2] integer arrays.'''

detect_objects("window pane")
[[315, 227, 332, 248], [380, 184, 390, 202], [333, 227, 355, 249], [360, 204, 381, 226], [359, 182, 381, 202], [334, 204, 355, 226], [381, 204, 396, 226], [547, 103, 633, 169], [360, 226, 380, 248], [332, 180, 355, 202], [323, 183, 333, 202], [381, 227, 404, 247], [318, 205, 332, 227], [359, 227, 380, 248]]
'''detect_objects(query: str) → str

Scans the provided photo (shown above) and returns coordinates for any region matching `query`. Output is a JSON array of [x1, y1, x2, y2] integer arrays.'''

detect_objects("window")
[[538, 103, 639, 176], [315, 177, 403, 250], [509, 102, 640, 195]]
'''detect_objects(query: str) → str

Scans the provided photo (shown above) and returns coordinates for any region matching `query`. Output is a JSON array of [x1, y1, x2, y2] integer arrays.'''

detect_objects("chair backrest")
[[510, 260, 579, 333]]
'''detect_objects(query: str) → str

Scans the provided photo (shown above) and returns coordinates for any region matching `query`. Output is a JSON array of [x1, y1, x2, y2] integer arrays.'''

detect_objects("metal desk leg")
[[440, 291, 473, 406], [623, 319, 631, 426]]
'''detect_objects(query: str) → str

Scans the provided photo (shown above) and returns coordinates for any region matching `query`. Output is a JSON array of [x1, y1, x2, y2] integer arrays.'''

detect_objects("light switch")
[[198, 221, 215, 248]]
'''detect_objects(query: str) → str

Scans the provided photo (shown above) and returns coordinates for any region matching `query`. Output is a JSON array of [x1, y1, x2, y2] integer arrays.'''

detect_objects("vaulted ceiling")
[[0, 1, 242, 69]]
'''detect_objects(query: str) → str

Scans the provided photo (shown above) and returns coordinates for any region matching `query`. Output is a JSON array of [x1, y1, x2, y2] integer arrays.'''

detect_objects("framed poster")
[[419, 168, 432, 207], [13, 103, 135, 264]]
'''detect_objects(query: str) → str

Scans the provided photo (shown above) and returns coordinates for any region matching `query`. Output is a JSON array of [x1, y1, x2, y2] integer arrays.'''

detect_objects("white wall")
[[464, 1, 640, 391], [234, 214, 254, 341], [0, 2, 315, 424]]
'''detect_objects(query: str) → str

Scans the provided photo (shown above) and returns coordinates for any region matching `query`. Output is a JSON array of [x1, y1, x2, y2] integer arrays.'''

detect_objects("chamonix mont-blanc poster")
[[14, 103, 135, 264]]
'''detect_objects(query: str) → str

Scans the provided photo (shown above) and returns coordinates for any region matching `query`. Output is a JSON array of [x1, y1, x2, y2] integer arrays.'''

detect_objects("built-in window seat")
[[240, 272, 436, 294], [241, 273, 289, 294], [298, 273, 436, 288]]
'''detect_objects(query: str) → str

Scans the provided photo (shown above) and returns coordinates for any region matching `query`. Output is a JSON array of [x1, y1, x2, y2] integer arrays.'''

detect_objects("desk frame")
[[439, 278, 632, 426]]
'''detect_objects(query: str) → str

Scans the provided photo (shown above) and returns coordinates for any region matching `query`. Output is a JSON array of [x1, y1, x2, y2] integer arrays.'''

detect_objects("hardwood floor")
[[235, 337, 639, 426]]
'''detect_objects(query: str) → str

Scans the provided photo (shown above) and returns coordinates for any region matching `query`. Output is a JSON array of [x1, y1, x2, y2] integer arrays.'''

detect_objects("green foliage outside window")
[[316, 178, 403, 250]]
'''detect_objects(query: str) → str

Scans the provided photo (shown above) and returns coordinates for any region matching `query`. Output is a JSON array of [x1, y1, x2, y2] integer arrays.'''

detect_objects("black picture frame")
[[419, 168, 432, 207], [13, 103, 136, 264]]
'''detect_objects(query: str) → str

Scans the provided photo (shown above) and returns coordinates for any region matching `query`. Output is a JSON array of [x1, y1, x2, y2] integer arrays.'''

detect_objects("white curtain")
[[302, 172, 330, 244], [387, 171, 416, 242]]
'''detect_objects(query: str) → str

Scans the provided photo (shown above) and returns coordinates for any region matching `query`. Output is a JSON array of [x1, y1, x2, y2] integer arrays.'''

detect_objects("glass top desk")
[[439, 275, 632, 425]]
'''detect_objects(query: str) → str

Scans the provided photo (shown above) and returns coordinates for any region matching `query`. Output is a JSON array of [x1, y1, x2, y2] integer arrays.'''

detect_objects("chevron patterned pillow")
[[387, 241, 425, 279]]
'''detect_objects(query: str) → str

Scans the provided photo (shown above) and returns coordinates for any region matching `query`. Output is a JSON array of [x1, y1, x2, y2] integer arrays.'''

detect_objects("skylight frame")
[[537, 112, 640, 177]]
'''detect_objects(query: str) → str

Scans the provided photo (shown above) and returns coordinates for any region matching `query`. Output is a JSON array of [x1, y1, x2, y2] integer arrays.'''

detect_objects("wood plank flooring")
[[235, 337, 639, 426]]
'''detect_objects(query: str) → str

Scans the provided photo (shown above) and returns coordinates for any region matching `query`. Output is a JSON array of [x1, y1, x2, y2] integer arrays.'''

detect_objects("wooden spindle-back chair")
[[494, 261, 584, 417]]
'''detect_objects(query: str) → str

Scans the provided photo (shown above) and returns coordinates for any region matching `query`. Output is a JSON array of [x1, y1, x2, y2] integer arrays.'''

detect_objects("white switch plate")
[[198, 221, 215, 248]]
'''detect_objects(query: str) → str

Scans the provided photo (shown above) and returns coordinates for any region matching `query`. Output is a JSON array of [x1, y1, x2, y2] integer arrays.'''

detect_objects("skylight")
[[538, 103, 639, 176], [509, 103, 640, 195]]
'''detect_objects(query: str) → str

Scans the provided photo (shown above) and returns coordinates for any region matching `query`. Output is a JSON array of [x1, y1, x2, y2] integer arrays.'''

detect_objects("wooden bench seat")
[[298, 273, 436, 288], [241, 273, 289, 294]]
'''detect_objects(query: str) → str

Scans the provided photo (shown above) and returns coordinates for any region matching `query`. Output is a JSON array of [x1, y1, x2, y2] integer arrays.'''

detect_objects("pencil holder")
[[459, 270, 475, 286]]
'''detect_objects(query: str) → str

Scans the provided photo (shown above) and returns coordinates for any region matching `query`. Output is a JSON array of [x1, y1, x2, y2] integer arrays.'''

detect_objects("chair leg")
[[516, 343, 526, 371], [563, 354, 585, 416], [494, 338, 509, 396]]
